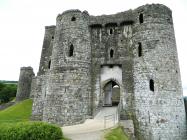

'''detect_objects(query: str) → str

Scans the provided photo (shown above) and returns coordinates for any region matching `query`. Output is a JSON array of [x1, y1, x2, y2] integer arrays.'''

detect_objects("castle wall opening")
[[103, 81, 120, 106], [110, 49, 114, 58], [69, 44, 74, 57], [100, 65, 122, 106], [139, 13, 144, 24]]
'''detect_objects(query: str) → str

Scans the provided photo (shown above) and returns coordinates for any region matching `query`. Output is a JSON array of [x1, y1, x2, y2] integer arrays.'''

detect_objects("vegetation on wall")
[[0, 82, 17, 104], [104, 126, 129, 140]]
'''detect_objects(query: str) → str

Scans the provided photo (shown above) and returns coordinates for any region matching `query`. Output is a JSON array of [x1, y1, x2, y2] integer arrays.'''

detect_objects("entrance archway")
[[103, 81, 120, 106]]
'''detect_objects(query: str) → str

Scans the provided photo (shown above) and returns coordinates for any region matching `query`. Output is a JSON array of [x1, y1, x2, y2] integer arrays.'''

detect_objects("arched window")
[[110, 49, 114, 58], [69, 44, 74, 57], [138, 42, 142, 57], [139, 13, 144, 24], [48, 60, 51, 69], [71, 16, 76, 21], [150, 79, 154, 92]]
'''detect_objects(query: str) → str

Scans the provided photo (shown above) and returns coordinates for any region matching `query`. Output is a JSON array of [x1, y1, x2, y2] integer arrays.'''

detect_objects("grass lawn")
[[0, 99, 70, 140], [104, 126, 129, 140], [0, 99, 33, 124]]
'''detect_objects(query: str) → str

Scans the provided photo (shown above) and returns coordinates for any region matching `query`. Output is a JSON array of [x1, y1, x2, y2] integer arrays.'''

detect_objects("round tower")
[[132, 4, 186, 139], [43, 10, 92, 125], [16, 67, 35, 102]]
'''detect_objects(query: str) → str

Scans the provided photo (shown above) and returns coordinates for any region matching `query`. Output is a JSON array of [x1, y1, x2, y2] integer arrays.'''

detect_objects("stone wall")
[[30, 75, 47, 120], [16, 67, 34, 102], [132, 4, 186, 139], [38, 26, 55, 76], [41, 10, 92, 126], [30, 3, 186, 139], [31, 25, 55, 120], [89, 15, 134, 118]]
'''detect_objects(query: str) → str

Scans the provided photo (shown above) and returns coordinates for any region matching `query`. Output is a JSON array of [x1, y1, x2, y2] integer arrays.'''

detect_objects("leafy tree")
[[0, 83, 17, 104]]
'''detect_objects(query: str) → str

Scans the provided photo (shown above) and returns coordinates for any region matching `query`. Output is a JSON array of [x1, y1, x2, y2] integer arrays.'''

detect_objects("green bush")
[[0, 122, 64, 140]]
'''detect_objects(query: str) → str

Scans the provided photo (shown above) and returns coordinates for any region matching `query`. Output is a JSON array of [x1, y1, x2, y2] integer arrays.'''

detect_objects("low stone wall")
[[0, 102, 15, 110]]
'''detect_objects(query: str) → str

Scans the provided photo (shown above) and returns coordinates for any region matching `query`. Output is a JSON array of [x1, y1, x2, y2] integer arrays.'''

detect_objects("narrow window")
[[71, 16, 76, 21], [48, 60, 51, 69], [52, 36, 54, 39], [150, 79, 154, 92], [109, 28, 113, 34], [139, 13, 144, 24], [69, 44, 74, 57], [110, 49, 114, 58], [138, 42, 142, 57]]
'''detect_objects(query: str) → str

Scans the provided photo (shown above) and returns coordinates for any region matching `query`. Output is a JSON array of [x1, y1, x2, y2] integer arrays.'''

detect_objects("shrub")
[[0, 121, 63, 140]]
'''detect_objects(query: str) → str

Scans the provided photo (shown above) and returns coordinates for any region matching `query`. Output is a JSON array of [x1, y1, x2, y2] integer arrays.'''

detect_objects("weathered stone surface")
[[16, 67, 34, 102], [19, 3, 187, 140]]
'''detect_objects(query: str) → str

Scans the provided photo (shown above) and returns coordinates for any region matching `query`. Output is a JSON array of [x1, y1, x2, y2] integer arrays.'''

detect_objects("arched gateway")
[[100, 65, 122, 107], [103, 81, 120, 106]]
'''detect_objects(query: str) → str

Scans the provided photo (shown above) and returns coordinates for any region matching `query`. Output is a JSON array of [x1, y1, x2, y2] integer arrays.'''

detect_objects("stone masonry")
[[17, 4, 187, 140], [16, 67, 34, 102]]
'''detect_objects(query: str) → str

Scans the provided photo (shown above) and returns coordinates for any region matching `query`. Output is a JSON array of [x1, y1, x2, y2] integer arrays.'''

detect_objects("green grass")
[[105, 126, 129, 140], [0, 99, 33, 123], [0, 99, 70, 140]]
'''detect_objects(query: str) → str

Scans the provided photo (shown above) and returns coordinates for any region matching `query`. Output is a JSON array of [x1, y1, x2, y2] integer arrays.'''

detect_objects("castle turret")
[[43, 10, 92, 125], [132, 4, 186, 139], [38, 26, 55, 76], [16, 67, 35, 102]]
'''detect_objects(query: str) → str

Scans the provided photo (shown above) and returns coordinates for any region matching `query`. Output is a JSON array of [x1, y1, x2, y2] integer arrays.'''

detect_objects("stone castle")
[[16, 4, 187, 140]]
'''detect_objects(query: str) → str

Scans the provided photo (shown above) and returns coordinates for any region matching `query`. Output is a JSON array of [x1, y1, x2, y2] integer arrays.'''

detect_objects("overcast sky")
[[0, 0, 187, 95]]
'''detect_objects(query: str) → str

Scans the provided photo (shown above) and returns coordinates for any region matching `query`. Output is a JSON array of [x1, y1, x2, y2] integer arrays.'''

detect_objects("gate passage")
[[104, 81, 120, 106]]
